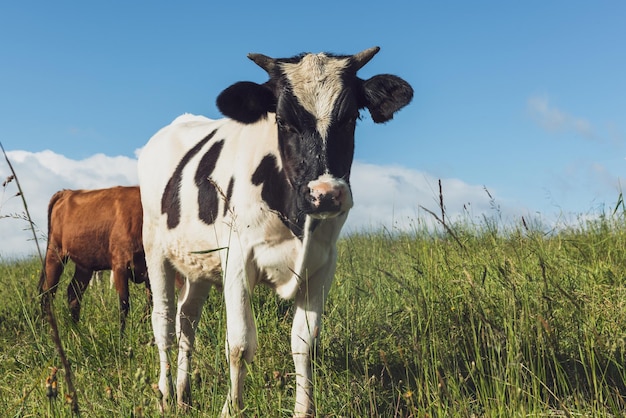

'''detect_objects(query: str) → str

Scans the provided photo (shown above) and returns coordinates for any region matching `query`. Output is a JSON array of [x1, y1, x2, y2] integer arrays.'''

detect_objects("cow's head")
[[217, 47, 413, 219]]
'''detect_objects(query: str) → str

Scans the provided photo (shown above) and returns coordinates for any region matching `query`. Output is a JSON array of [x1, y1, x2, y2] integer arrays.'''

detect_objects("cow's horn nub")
[[248, 53, 276, 73], [353, 46, 380, 71]]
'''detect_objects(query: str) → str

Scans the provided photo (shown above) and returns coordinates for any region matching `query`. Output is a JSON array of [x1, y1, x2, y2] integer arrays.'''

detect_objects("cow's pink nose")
[[307, 175, 353, 215], [309, 183, 347, 212], [310, 184, 342, 204]]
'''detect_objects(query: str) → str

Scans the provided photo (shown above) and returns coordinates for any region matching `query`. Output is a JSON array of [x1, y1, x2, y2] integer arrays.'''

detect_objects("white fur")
[[280, 53, 350, 139], [138, 113, 347, 416]]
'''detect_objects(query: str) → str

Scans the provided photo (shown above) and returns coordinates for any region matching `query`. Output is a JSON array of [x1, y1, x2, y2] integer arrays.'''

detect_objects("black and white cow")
[[138, 46, 413, 416]]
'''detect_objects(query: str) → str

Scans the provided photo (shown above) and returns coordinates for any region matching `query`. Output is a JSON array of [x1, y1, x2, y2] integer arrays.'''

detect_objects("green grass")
[[2, 212, 626, 417]]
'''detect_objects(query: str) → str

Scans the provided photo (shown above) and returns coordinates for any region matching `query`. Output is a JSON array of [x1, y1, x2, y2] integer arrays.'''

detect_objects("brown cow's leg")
[[39, 252, 66, 318], [113, 265, 130, 334], [142, 280, 153, 322], [130, 256, 152, 322], [67, 265, 92, 322]]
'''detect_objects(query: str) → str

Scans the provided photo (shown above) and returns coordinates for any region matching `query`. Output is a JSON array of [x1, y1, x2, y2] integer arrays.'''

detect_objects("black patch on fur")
[[195, 139, 225, 225], [161, 130, 217, 229], [223, 177, 234, 217], [251, 154, 304, 239]]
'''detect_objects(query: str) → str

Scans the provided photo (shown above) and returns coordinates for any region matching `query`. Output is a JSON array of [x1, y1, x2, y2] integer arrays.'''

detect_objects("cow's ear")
[[361, 75, 413, 124], [216, 81, 276, 124]]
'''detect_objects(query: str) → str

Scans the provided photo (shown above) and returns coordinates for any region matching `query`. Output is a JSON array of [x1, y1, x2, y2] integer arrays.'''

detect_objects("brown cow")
[[38, 186, 150, 332]]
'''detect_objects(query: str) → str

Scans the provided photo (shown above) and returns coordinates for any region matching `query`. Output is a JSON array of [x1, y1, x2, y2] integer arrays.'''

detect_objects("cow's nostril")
[[333, 188, 342, 202]]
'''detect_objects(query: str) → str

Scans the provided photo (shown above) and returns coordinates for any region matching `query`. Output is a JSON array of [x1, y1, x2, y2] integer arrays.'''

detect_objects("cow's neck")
[[249, 125, 305, 239]]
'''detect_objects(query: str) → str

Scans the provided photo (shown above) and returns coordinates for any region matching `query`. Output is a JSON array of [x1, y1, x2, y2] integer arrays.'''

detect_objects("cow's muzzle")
[[306, 175, 353, 218]]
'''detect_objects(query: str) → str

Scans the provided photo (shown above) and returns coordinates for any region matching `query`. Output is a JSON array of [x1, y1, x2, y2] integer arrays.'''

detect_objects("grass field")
[[2, 211, 626, 417]]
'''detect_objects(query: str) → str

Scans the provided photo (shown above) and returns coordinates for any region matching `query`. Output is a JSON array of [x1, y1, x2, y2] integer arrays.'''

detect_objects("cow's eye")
[[277, 117, 297, 133]]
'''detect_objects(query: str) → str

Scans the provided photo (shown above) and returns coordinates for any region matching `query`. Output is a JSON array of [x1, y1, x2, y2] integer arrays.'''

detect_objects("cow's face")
[[272, 53, 359, 218], [217, 47, 413, 219]]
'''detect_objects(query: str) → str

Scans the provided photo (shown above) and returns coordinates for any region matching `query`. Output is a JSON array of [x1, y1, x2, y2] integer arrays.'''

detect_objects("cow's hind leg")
[[132, 251, 152, 321], [112, 264, 131, 333], [175, 277, 211, 408], [221, 267, 258, 417], [150, 258, 178, 411], [38, 252, 65, 318], [67, 264, 93, 322]]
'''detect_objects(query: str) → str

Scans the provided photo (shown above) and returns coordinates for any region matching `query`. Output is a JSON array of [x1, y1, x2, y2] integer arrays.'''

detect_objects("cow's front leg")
[[291, 268, 334, 418], [175, 277, 211, 409], [221, 270, 257, 417]]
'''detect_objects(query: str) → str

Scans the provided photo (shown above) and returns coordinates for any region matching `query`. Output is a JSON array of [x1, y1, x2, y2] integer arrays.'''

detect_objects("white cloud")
[[528, 95, 595, 140], [346, 161, 520, 233], [0, 150, 138, 260], [0, 150, 520, 259]]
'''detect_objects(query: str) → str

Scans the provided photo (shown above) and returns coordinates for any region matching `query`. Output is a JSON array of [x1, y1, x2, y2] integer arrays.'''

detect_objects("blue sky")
[[1, 1, 625, 256]]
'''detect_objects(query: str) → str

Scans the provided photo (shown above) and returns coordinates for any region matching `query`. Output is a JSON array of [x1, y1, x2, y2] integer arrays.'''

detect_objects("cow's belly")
[[157, 213, 300, 288], [155, 208, 338, 299], [162, 225, 225, 284]]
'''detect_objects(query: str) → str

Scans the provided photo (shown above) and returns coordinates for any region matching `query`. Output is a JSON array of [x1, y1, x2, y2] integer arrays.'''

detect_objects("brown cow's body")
[[38, 186, 149, 332]]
